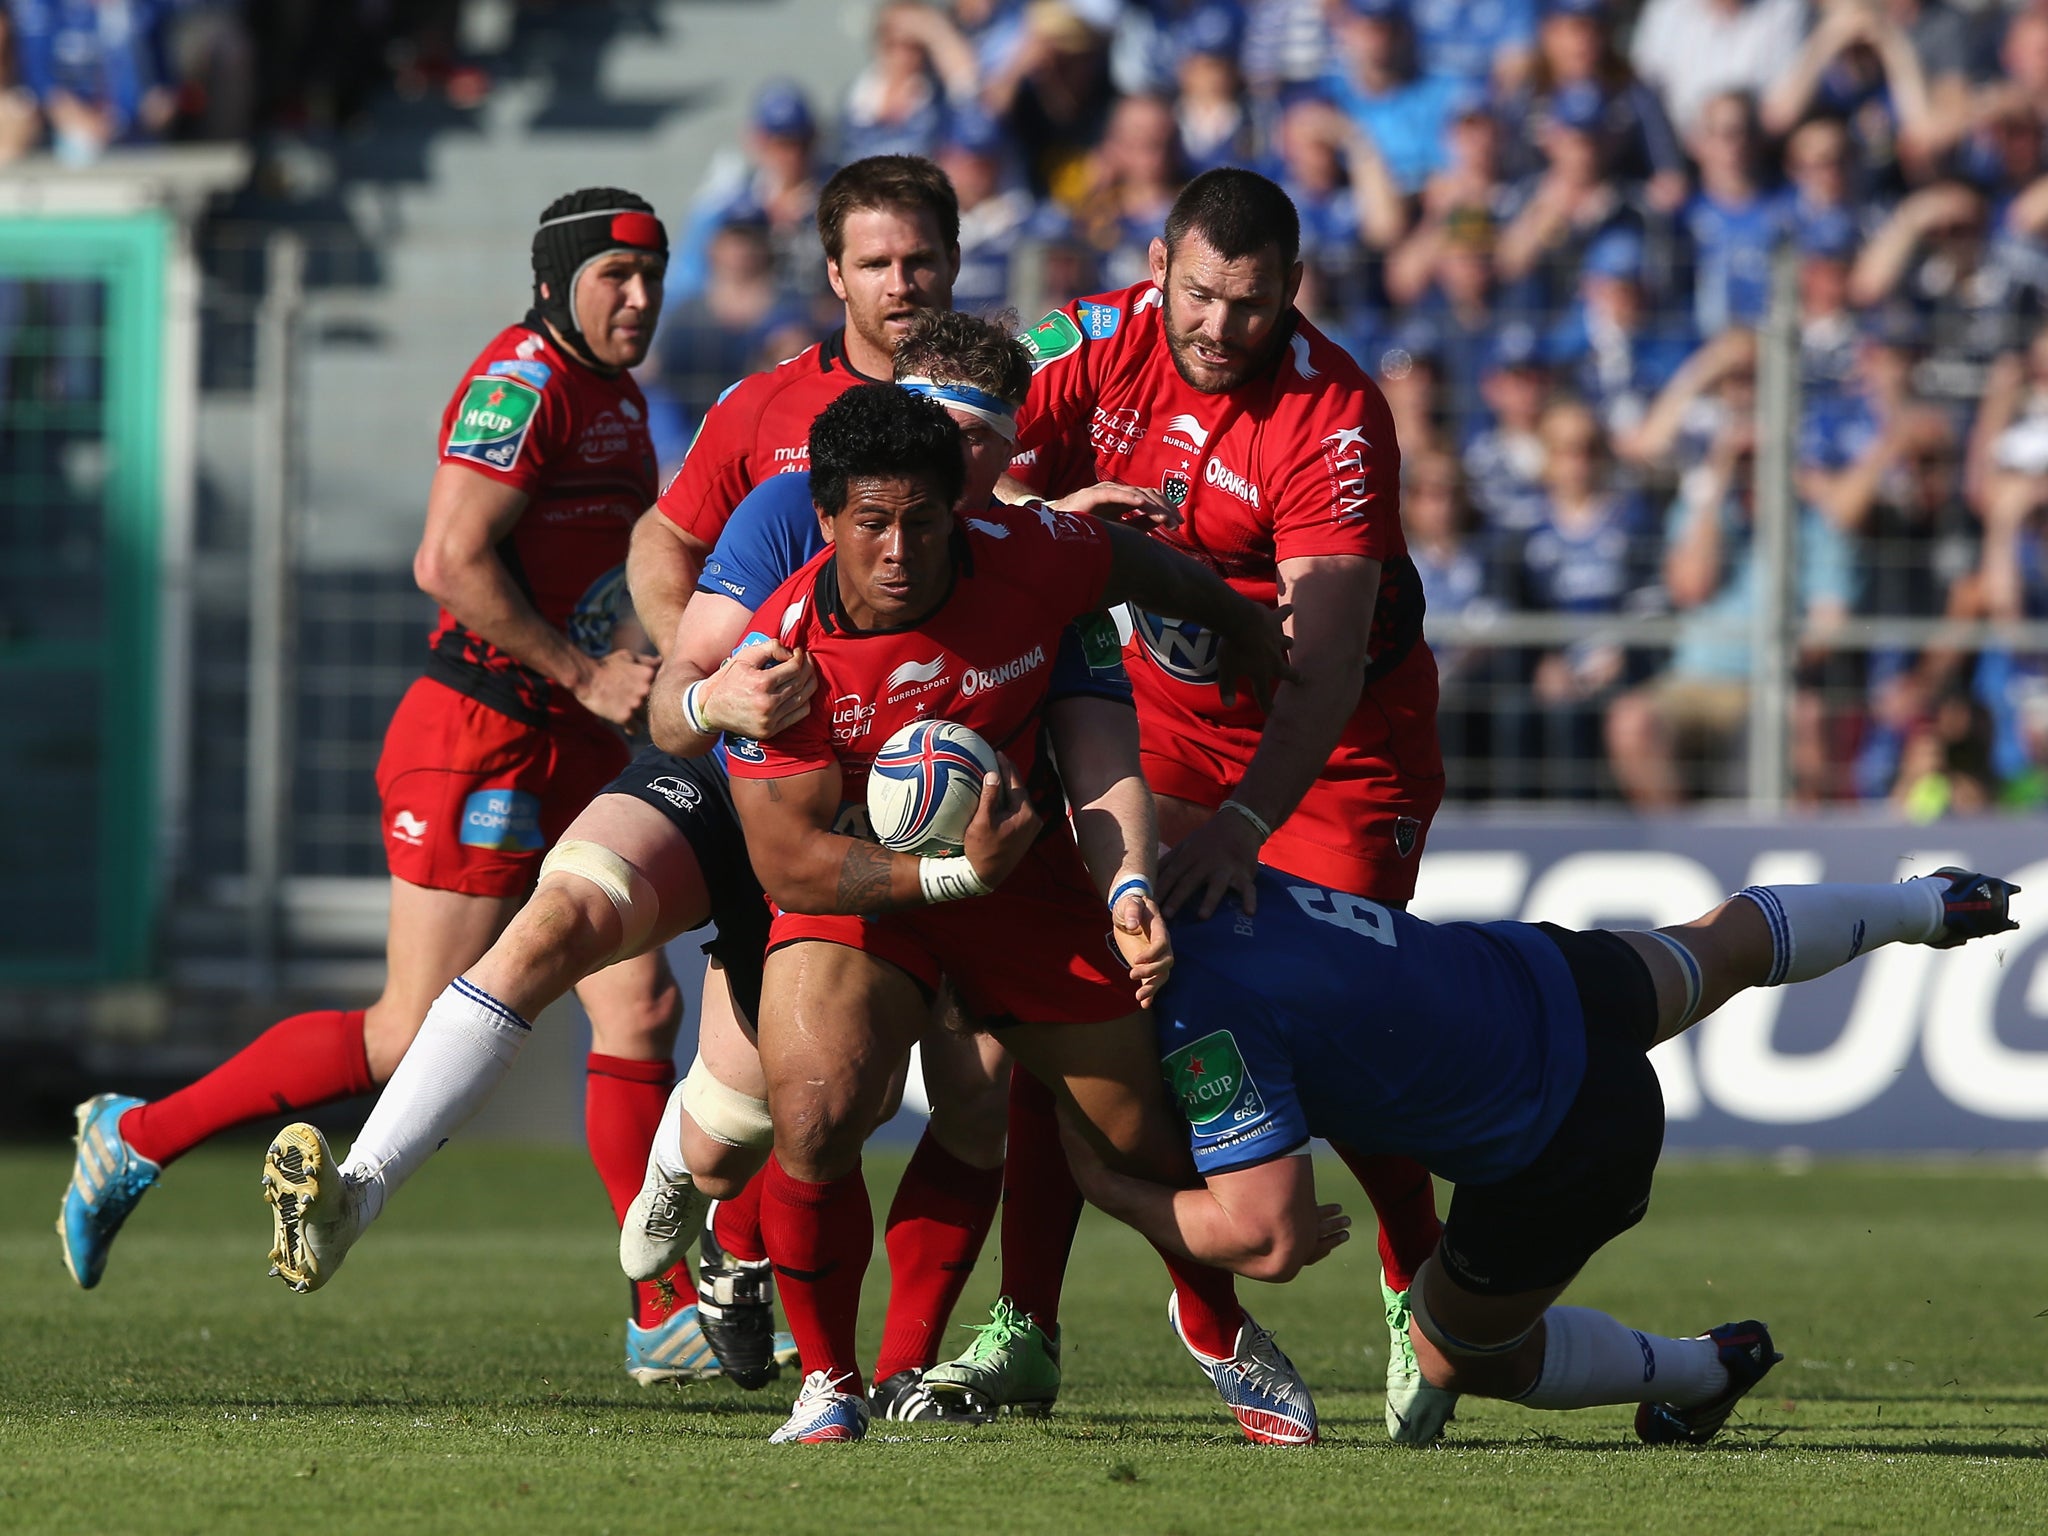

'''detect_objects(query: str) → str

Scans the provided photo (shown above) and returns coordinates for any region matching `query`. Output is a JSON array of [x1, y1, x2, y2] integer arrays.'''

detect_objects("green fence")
[[0, 212, 167, 981]]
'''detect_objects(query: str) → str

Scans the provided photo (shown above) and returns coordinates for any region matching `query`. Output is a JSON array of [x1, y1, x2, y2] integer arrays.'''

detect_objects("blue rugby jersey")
[[1154, 867, 1588, 1185]]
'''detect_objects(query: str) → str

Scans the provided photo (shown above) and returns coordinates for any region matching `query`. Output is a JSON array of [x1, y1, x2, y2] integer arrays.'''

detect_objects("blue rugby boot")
[[769, 1370, 870, 1443], [1168, 1292, 1319, 1446], [57, 1094, 160, 1289], [1925, 867, 2021, 947], [625, 1302, 721, 1385], [1635, 1320, 1783, 1445]]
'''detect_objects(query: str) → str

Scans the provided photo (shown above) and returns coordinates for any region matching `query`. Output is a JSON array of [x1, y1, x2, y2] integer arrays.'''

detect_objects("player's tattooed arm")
[[729, 769, 925, 915], [835, 840, 902, 913], [1095, 521, 1299, 710]]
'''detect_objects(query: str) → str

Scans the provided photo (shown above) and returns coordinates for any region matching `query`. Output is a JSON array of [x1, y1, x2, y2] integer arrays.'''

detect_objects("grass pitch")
[[3, 1144, 2047, 1534]]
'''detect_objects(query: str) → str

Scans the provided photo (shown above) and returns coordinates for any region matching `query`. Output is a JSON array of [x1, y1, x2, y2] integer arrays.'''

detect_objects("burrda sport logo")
[[960, 643, 1046, 698], [885, 655, 952, 702]]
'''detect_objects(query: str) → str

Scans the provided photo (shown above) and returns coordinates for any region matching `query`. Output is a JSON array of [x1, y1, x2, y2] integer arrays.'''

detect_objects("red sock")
[[120, 1009, 372, 1167], [713, 1170, 769, 1263], [759, 1154, 873, 1382], [585, 1052, 698, 1325], [1335, 1146, 1442, 1293], [873, 1129, 1002, 1383], [997, 1069, 1083, 1333], [1161, 1247, 1243, 1358]]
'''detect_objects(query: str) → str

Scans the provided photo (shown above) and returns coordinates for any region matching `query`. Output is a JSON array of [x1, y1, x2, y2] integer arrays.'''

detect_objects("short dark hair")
[[892, 309, 1031, 407], [809, 384, 966, 516], [1163, 167, 1300, 272], [816, 155, 961, 262]]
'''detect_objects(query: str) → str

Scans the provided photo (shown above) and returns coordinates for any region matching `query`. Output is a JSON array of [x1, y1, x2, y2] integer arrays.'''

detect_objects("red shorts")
[[766, 834, 1135, 1026], [374, 677, 629, 898], [1137, 641, 1445, 903]]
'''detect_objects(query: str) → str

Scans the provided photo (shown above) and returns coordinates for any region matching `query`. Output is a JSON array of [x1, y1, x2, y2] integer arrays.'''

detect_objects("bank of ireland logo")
[[1132, 606, 1218, 684], [447, 375, 541, 471], [1164, 1029, 1265, 1129]]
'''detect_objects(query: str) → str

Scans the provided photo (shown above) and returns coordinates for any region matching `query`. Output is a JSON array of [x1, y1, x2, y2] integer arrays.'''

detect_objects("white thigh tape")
[[680, 1054, 773, 1149], [537, 839, 659, 964]]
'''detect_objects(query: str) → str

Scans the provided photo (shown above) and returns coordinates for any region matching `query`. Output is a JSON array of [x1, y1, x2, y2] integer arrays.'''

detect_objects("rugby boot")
[[619, 1165, 708, 1282], [263, 1122, 367, 1293], [769, 1370, 870, 1443], [921, 1295, 1061, 1421], [625, 1304, 721, 1385], [57, 1095, 159, 1289], [1169, 1291, 1319, 1446], [1635, 1319, 1783, 1445], [1925, 867, 2021, 947], [1383, 1275, 1459, 1445], [697, 1202, 784, 1389]]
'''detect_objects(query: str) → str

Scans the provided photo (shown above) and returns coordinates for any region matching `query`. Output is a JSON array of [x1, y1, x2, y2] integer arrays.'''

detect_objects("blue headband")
[[898, 377, 1020, 441]]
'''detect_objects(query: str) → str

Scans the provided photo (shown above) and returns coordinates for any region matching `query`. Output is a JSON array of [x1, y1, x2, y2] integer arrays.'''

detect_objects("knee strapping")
[[1642, 930, 1704, 1028], [680, 1054, 773, 1149], [1409, 1277, 1539, 1362], [536, 840, 659, 965]]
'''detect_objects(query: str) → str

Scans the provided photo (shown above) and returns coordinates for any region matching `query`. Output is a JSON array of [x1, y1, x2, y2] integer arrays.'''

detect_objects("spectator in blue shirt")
[[1544, 224, 1693, 441], [672, 80, 824, 303], [1500, 0, 1687, 211], [1324, 0, 1462, 194], [939, 105, 1057, 314], [841, 0, 981, 163], [1499, 398, 1655, 797], [1679, 89, 1791, 336], [1170, 3, 1256, 173], [1496, 81, 1634, 310], [1408, 0, 1538, 90], [1795, 215, 1863, 401], [1074, 91, 1187, 290], [1464, 324, 1554, 533], [12, 0, 174, 162]]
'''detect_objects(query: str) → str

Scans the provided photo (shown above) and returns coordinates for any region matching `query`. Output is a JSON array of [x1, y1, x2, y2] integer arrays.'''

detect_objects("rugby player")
[[1068, 865, 2021, 1444], [259, 316, 1149, 1418], [61, 190, 703, 1373], [719, 384, 1311, 1445], [939, 164, 1454, 1441]]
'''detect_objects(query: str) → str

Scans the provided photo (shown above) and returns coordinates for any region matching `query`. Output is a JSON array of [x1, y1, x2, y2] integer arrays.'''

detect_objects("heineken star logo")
[[1186, 1055, 1206, 1077], [487, 386, 506, 407]]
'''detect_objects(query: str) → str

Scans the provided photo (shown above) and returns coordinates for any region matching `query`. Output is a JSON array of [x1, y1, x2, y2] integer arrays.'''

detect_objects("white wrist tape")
[[919, 855, 993, 904], [682, 678, 713, 735]]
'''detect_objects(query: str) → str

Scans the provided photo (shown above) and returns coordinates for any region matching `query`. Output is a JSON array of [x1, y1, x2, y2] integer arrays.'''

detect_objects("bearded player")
[[58, 191, 710, 1376], [933, 166, 1455, 1443], [722, 384, 1313, 1445]]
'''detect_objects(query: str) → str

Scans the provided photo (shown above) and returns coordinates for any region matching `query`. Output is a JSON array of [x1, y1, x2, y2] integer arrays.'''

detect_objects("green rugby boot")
[[1384, 1275, 1459, 1445], [920, 1295, 1061, 1421]]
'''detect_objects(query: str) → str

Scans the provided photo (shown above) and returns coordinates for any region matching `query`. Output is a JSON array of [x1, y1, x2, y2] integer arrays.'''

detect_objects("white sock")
[[649, 1079, 692, 1183], [1514, 1306, 1728, 1410], [1735, 877, 1946, 986], [340, 976, 531, 1226]]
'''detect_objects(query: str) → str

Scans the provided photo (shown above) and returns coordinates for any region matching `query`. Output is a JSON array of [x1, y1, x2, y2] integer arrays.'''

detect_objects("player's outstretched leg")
[[60, 1006, 375, 1289]]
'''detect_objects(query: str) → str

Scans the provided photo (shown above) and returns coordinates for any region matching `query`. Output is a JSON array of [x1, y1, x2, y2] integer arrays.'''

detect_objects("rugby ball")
[[866, 719, 998, 856]]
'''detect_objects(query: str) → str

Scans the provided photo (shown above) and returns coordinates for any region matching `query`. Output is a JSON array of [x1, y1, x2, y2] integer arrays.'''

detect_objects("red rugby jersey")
[[722, 501, 1113, 829], [1009, 280, 1426, 695], [428, 321, 657, 721], [654, 329, 883, 548]]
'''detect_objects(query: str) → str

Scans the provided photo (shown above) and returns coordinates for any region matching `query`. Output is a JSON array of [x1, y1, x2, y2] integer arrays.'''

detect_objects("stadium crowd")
[[645, 0, 2048, 811]]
